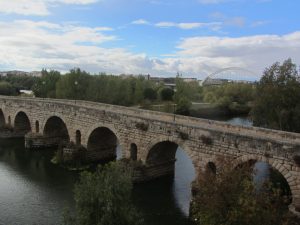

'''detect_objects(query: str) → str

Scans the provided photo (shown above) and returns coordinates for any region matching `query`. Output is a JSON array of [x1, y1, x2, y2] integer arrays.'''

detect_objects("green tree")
[[1, 74, 39, 90], [176, 96, 192, 115], [191, 159, 294, 225], [202, 83, 255, 114], [174, 76, 194, 115], [251, 59, 300, 132], [56, 68, 91, 100], [64, 162, 143, 225], [143, 87, 157, 101], [0, 81, 17, 95], [32, 69, 61, 98], [160, 88, 174, 101]]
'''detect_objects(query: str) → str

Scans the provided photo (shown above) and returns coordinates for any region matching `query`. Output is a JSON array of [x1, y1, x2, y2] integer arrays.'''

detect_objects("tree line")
[[1, 58, 300, 132]]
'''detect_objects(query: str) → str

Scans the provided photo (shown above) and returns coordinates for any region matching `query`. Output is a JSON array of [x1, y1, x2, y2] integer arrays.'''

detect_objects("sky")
[[0, 0, 299, 79]]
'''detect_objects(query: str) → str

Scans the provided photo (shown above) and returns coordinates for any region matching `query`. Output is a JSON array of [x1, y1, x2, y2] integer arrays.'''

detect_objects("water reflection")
[[0, 139, 77, 225], [0, 139, 195, 225], [173, 148, 195, 216], [0, 116, 289, 225]]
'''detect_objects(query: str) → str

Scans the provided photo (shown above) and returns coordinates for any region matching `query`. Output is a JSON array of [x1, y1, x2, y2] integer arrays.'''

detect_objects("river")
[[0, 116, 276, 225]]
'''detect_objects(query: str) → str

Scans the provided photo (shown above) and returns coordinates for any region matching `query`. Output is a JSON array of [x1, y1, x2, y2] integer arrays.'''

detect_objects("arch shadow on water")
[[0, 138, 78, 225]]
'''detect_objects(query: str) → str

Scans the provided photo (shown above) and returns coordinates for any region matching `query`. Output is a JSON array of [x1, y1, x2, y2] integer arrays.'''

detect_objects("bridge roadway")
[[0, 95, 299, 214]]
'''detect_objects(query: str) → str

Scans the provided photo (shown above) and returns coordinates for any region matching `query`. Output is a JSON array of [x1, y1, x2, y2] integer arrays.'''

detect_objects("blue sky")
[[0, 0, 299, 79]]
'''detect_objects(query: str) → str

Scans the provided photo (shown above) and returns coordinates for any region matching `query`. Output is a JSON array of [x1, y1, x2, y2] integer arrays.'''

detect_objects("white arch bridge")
[[201, 67, 258, 86]]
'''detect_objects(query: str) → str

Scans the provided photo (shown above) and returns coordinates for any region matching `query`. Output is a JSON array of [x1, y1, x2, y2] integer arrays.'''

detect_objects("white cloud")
[[0, 20, 299, 79], [173, 32, 300, 77], [251, 20, 270, 27], [132, 19, 150, 25], [155, 22, 215, 30], [0, 0, 100, 16], [132, 19, 222, 30]]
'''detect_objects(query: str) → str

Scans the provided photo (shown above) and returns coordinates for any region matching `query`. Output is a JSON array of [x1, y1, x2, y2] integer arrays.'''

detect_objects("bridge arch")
[[0, 109, 5, 127], [144, 138, 196, 215], [201, 67, 257, 86], [143, 136, 193, 162], [43, 116, 70, 146], [8, 115, 11, 125], [13, 111, 31, 135], [130, 143, 138, 161], [206, 162, 217, 175], [146, 141, 178, 166], [35, 120, 39, 133], [86, 124, 123, 162], [84, 122, 125, 157], [144, 138, 196, 177], [233, 154, 298, 206], [75, 130, 81, 146]]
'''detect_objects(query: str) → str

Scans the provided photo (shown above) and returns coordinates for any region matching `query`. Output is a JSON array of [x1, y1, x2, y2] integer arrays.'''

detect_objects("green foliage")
[[0, 74, 39, 90], [64, 162, 143, 225], [191, 159, 293, 225], [56, 68, 91, 100], [143, 87, 157, 101], [202, 83, 255, 114], [174, 76, 193, 115], [0, 81, 17, 95], [32, 69, 61, 98], [160, 88, 174, 101], [54, 71, 155, 106], [176, 96, 192, 115], [135, 122, 149, 131], [251, 59, 300, 132]]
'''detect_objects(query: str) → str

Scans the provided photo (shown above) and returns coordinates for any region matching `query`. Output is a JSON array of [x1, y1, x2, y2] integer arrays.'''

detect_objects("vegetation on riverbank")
[[1, 58, 299, 132], [63, 162, 143, 225], [190, 158, 298, 225], [0, 67, 254, 117], [251, 59, 300, 132]]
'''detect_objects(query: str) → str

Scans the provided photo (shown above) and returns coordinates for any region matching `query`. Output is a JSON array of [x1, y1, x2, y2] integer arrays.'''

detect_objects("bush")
[[135, 122, 149, 131], [160, 88, 174, 101], [293, 155, 300, 167], [191, 158, 294, 225], [143, 88, 157, 101], [63, 162, 143, 225]]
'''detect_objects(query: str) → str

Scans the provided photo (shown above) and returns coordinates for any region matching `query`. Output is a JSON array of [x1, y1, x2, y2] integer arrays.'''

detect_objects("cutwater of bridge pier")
[[0, 96, 299, 215]]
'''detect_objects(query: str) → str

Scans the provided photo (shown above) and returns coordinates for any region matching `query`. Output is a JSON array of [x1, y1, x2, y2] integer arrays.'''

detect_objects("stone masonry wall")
[[0, 95, 299, 212]]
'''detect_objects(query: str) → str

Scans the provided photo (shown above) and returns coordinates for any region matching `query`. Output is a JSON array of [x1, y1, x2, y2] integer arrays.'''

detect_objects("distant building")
[[183, 78, 197, 83], [0, 70, 42, 77]]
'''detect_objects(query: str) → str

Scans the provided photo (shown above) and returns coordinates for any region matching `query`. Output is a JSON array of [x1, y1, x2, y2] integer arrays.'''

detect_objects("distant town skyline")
[[0, 0, 299, 79]]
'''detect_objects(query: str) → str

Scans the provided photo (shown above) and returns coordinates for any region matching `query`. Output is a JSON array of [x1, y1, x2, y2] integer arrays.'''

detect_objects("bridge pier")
[[0, 126, 24, 138], [25, 133, 69, 149], [62, 144, 118, 164], [85, 145, 117, 162], [132, 159, 176, 182]]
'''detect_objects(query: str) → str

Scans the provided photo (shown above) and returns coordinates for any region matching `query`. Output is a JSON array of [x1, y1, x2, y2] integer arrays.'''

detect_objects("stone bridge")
[[0, 96, 299, 214]]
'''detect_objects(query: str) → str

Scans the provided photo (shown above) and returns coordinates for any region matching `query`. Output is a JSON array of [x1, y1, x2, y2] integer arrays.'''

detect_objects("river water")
[[0, 116, 273, 225]]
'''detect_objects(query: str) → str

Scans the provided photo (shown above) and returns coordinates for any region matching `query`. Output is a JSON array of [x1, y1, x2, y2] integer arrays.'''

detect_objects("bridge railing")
[[1, 95, 300, 144]]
